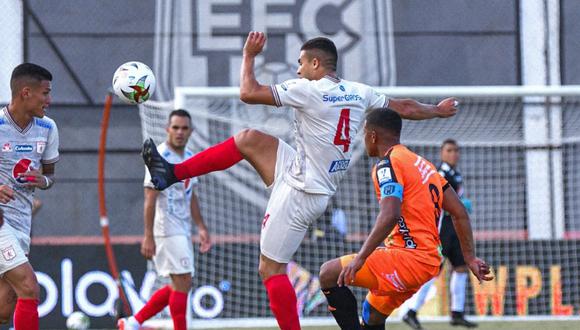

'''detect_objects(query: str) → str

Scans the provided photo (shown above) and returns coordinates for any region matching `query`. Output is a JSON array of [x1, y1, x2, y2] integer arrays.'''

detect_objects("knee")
[[171, 275, 192, 293], [319, 260, 337, 288], [235, 128, 258, 144], [16, 278, 40, 299], [235, 128, 268, 150]]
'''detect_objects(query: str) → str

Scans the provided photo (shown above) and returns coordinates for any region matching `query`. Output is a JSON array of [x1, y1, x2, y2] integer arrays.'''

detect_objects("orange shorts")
[[340, 247, 439, 315]]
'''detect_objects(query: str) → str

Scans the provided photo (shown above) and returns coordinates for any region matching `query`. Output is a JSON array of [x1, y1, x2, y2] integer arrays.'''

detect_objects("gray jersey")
[[0, 107, 59, 236], [144, 142, 199, 236], [271, 76, 388, 194]]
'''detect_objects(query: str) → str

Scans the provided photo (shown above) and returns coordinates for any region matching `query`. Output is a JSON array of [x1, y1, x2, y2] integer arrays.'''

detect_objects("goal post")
[[139, 85, 580, 327]]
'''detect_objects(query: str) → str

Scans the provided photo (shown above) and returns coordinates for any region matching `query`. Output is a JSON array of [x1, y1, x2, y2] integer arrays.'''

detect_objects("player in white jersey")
[[119, 110, 211, 330], [143, 32, 458, 329], [0, 63, 58, 329]]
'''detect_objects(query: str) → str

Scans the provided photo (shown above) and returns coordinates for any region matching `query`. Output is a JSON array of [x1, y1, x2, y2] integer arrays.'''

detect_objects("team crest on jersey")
[[36, 141, 46, 154], [1, 246, 16, 261], [2, 143, 11, 152]]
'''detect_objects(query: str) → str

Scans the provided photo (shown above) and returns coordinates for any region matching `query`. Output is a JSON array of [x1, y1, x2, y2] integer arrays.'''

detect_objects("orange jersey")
[[371, 144, 449, 266]]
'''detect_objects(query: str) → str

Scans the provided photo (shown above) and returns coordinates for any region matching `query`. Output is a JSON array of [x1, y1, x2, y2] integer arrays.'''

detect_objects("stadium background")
[[1, 0, 580, 328]]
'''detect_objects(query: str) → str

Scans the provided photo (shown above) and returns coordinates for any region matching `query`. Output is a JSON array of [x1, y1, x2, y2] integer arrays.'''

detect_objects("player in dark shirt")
[[403, 139, 477, 329]]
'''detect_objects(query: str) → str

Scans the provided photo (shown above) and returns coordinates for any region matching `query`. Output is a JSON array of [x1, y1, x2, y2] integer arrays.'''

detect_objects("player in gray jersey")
[[143, 32, 459, 329], [0, 63, 59, 329]]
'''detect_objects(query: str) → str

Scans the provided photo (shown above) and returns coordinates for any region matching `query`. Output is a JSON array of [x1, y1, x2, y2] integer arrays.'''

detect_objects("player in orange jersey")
[[319, 108, 492, 330]]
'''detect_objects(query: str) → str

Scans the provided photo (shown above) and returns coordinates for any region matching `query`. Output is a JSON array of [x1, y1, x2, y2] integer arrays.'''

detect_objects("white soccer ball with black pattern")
[[112, 61, 156, 104], [66, 311, 90, 330]]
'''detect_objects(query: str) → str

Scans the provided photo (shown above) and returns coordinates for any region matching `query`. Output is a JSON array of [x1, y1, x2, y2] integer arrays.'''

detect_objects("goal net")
[[139, 86, 580, 326]]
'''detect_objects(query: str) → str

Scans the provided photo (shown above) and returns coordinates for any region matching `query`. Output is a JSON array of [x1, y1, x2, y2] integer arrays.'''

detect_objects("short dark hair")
[[168, 109, 191, 124], [301, 37, 338, 71], [366, 108, 402, 135], [10, 63, 52, 94], [441, 138, 458, 149]]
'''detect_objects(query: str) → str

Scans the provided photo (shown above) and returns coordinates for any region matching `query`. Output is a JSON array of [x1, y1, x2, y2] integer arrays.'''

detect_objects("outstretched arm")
[[338, 197, 401, 286], [442, 186, 493, 282], [388, 97, 458, 120], [239, 31, 276, 106]]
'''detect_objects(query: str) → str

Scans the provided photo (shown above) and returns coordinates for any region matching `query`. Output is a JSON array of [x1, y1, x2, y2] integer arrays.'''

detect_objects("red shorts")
[[340, 247, 439, 315]]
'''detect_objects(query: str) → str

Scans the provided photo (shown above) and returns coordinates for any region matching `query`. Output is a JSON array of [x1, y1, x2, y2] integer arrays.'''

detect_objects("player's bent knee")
[[235, 129, 276, 151], [319, 259, 340, 288], [14, 279, 40, 299]]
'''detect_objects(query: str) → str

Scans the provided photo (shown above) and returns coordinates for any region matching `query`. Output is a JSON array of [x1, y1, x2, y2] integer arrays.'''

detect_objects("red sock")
[[174, 137, 243, 180], [14, 298, 38, 330], [134, 285, 172, 324], [169, 290, 188, 330], [264, 274, 300, 330]]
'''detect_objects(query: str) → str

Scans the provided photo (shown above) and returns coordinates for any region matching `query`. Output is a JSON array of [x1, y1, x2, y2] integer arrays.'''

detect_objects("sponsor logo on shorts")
[[15, 145, 33, 153], [381, 270, 406, 292], [329, 159, 350, 173], [180, 257, 190, 267], [1, 245, 16, 261], [2, 143, 12, 152]]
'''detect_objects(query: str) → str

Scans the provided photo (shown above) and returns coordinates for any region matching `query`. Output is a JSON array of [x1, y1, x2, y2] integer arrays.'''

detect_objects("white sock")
[[408, 277, 436, 311], [450, 271, 468, 312], [128, 316, 140, 325]]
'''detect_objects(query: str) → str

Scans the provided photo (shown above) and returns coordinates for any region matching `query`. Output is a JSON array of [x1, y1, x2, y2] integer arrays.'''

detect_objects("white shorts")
[[0, 222, 29, 276], [260, 140, 330, 263], [152, 235, 194, 277]]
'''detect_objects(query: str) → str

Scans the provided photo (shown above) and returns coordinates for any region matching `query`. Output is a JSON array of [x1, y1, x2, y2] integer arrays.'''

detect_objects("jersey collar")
[[323, 74, 341, 83], [3, 107, 34, 135]]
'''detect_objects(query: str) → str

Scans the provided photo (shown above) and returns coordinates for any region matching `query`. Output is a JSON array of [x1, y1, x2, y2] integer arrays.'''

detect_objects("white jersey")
[[144, 142, 199, 236], [0, 107, 59, 236], [271, 76, 388, 194]]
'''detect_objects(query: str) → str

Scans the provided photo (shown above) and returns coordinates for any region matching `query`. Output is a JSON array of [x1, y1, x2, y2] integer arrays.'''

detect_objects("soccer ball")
[[66, 311, 90, 330], [112, 61, 156, 104]]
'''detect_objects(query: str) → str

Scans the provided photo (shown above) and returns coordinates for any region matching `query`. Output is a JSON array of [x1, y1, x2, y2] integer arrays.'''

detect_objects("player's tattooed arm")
[[239, 31, 277, 106], [443, 186, 493, 282], [388, 97, 458, 120]]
